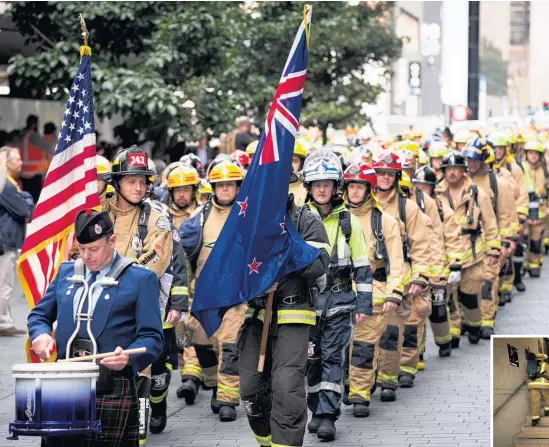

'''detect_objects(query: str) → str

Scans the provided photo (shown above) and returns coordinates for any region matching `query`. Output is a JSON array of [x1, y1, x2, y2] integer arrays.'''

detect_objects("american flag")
[[17, 48, 99, 322]]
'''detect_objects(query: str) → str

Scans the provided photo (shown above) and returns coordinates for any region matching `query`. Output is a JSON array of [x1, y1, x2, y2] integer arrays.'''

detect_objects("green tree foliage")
[[8, 1, 401, 150]]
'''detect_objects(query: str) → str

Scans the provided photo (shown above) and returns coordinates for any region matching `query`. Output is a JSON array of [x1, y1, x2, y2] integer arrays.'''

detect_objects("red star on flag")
[[248, 257, 262, 274], [237, 197, 249, 217], [280, 223, 287, 234]]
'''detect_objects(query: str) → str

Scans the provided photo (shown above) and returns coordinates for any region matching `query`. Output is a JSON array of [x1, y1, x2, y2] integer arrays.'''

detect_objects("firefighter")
[[527, 352, 549, 426], [491, 132, 529, 293], [198, 179, 213, 205], [100, 146, 183, 443], [436, 151, 500, 348], [522, 140, 549, 278], [179, 160, 247, 422], [372, 150, 431, 401], [302, 150, 372, 441], [246, 140, 259, 162], [342, 162, 406, 418], [96, 155, 114, 199], [412, 165, 464, 358], [238, 192, 330, 447], [427, 140, 449, 181], [463, 138, 519, 338], [289, 140, 309, 206], [163, 164, 204, 406]]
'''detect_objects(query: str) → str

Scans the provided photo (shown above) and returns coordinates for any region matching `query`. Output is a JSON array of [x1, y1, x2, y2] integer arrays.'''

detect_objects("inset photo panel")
[[493, 336, 549, 447]]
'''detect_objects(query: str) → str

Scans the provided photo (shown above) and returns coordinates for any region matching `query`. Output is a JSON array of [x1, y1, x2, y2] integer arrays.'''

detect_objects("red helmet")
[[372, 150, 401, 171], [231, 150, 251, 167], [343, 162, 377, 189]]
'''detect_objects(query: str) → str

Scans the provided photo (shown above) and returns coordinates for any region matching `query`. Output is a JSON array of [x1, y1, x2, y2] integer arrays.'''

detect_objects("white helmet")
[[303, 150, 343, 184]]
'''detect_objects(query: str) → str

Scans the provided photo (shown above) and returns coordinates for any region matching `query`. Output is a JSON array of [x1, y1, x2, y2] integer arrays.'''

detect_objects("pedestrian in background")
[[0, 146, 34, 336]]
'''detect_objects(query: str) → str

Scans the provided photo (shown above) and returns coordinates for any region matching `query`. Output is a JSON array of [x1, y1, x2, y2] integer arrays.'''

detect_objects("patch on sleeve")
[[156, 216, 171, 232]]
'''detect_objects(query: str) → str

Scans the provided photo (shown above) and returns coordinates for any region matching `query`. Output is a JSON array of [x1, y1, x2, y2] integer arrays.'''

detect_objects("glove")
[[448, 271, 461, 285]]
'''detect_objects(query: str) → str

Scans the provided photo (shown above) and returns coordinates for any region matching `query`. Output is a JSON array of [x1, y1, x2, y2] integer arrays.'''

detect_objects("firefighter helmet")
[[245, 140, 259, 155], [96, 155, 111, 175], [208, 160, 244, 183], [399, 149, 417, 170], [413, 165, 437, 186], [110, 146, 155, 178], [167, 165, 200, 189], [524, 140, 545, 154], [294, 140, 309, 159], [397, 139, 420, 157], [343, 162, 377, 189], [440, 150, 467, 169], [489, 131, 510, 148], [302, 150, 343, 184], [427, 141, 449, 159], [399, 171, 412, 195], [372, 150, 401, 171]]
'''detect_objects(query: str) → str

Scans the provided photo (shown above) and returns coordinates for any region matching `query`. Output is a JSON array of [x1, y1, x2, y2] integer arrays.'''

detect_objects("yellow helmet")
[[399, 171, 412, 193], [96, 155, 111, 175], [198, 178, 213, 195], [294, 140, 309, 159], [208, 160, 244, 183], [508, 131, 517, 145], [427, 141, 449, 159], [453, 130, 475, 145], [167, 165, 200, 189], [489, 131, 509, 148], [418, 149, 429, 166], [245, 140, 259, 155], [397, 139, 420, 157], [484, 147, 495, 164], [524, 140, 545, 154], [106, 184, 115, 195], [518, 128, 538, 143], [539, 131, 549, 143]]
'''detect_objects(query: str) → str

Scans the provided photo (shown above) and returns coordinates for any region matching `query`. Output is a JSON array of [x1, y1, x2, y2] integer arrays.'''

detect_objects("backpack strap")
[[371, 207, 390, 275], [415, 189, 425, 213], [488, 170, 498, 212], [292, 203, 307, 232], [202, 200, 213, 226], [105, 256, 136, 282], [398, 193, 407, 227], [137, 201, 151, 258], [339, 209, 352, 245]]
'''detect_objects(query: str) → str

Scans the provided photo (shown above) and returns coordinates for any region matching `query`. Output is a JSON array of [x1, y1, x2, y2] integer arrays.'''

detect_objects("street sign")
[[451, 104, 470, 121]]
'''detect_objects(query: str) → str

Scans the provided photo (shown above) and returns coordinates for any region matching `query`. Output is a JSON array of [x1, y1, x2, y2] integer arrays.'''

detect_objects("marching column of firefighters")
[[22, 121, 549, 447]]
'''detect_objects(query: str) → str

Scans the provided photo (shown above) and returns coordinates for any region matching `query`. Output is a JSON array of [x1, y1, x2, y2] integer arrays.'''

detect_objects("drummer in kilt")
[[28, 209, 164, 446]]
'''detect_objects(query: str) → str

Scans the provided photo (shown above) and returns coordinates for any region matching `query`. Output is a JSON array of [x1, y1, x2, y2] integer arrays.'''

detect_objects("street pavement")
[[4, 262, 546, 446]]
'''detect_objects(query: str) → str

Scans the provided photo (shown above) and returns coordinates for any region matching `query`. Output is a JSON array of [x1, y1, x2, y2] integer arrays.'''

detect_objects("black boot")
[[219, 405, 236, 422], [502, 292, 512, 304], [514, 262, 526, 292], [353, 403, 370, 418], [398, 372, 414, 388], [317, 419, 336, 441], [342, 384, 351, 406], [530, 268, 541, 278], [308, 416, 322, 433], [176, 378, 199, 405], [468, 328, 481, 344], [438, 342, 452, 357], [533, 419, 540, 426], [380, 388, 396, 402], [451, 337, 460, 349], [211, 388, 220, 415], [149, 399, 167, 434], [498, 293, 506, 307], [480, 327, 494, 340]]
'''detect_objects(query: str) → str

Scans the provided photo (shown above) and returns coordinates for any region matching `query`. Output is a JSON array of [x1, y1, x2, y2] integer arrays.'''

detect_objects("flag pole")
[[257, 291, 274, 372]]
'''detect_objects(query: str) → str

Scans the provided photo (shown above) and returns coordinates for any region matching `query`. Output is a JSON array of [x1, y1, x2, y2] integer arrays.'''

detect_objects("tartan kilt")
[[41, 376, 139, 447]]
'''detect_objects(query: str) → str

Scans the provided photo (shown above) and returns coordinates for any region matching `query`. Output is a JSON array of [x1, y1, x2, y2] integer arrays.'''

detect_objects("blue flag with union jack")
[[192, 7, 318, 337]]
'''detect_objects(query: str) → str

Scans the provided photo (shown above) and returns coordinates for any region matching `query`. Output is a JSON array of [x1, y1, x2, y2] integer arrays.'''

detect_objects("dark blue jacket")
[[27, 257, 164, 375], [0, 179, 33, 250]]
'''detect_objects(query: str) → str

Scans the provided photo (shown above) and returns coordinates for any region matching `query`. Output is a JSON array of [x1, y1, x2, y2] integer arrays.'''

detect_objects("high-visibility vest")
[[21, 130, 51, 179]]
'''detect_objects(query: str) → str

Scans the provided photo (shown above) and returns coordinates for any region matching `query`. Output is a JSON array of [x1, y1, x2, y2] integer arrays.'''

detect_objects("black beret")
[[75, 209, 114, 244]]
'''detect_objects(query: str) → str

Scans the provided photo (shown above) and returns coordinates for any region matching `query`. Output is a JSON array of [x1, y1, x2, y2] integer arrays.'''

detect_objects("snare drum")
[[9, 363, 101, 439]]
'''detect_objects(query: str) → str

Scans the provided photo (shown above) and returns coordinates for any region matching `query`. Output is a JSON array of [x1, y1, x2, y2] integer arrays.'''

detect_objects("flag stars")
[[82, 104, 89, 113], [71, 84, 80, 93], [64, 108, 71, 117], [68, 96, 75, 105], [237, 197, 249, 217], [81, 89, 86, 97], [77, 73, 84, 81], [84, 121, 91, 130], [77, 127, 84, 135], [77, 99, 84, 108], [61, 120, 67, 129], [64, 135, 71, 144], [248, 258, 262, 275], [69, 123, 75, 131]]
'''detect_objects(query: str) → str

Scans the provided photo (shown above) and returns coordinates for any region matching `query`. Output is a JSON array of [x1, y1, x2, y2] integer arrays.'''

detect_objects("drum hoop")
[[13, 372, 99, 379]]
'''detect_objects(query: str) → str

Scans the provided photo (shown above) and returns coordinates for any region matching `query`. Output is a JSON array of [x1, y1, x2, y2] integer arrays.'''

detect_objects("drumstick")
[[57, 347, 147, 363]]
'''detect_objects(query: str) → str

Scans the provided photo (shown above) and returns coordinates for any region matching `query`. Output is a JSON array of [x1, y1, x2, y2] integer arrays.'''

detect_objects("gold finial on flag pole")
[[79, 14, 92, 57], [303, 5, 311, 49]]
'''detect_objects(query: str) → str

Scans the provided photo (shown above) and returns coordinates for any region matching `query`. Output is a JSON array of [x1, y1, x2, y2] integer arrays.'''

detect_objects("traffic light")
[[543, 101, 549, 111]]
